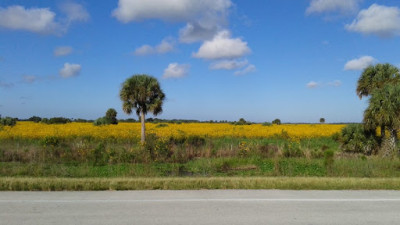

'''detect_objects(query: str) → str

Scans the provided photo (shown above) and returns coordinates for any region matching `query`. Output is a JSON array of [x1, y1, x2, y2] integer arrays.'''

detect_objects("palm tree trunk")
[[388, 129, 398, 154], [140, 110, 146, 143]]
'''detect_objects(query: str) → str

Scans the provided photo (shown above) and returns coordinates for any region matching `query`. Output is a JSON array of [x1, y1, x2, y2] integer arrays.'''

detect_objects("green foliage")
[[92, 143, 106, 166], [272, 119, 281, 125], [105, 108, 118, 125], [0, 117, 17, 126], [28, 116, 42, 123], [320, 118, 325, 123], [120, 74, 165, 117], [262, 122, 272, 126], [41, 117, 71, 124], [144, 134, 172, 162], [93, 117, 110, 126], [94, 108, 119, 126], [40, 136, 61, 148], [339, 124, 378, 155], [324, 150, 335, 172], [282, 143, 304, 158]]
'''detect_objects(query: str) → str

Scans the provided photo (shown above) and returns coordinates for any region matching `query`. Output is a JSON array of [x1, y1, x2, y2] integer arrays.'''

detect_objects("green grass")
[[1, 177, 400, 191], [1, 157, 399, 178]]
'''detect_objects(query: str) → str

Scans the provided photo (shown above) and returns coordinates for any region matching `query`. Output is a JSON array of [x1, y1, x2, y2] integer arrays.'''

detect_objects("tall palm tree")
[[357, 63, 400, 138], [120, 74, 165, 143], [364, 84, 400, 152]]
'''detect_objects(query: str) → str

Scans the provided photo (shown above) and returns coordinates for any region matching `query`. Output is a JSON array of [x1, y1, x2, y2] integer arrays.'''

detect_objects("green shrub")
[[145, 134, 172, 162], [41, 117, 71, 124], [282, 143, 303, 158], [185, 136, 206, 147], [339, 124, 378, 155], [105, 108, 118, 125], [0, 117, 17, 126], [272, 119, 281, 125], [93, 117, 110, 126], [94, 108, 118, 126], [28, 116, 41, 123], [40, 136, 61, 148], [262, 122, 272, 126]]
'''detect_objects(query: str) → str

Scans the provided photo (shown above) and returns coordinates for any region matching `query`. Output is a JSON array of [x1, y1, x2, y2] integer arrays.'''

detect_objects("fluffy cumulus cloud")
[[54, 46, 73, 57], [346, 4, 400, 38], [134, 39, 174, 56], [112, 0, 230, 23], [210, 59, 248, 70], [344, 56, 376, 71], [306, 0, 361, 14], [0, 3, 89, 35], [193, 30, 251, 60], [234, 64, 256, 76], [163, 63, 190, 79], [112, 0, 231, 43], [0, 5, 59, 33], [59, 63, 81, 78]]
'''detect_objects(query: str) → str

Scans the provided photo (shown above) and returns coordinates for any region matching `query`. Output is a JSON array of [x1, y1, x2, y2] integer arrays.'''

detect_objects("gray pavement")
[[1, 190, 400, 225]]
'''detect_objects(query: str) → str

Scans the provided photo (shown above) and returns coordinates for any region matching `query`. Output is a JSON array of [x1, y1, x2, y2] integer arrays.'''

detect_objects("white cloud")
[[307, 80, 342, 89], [179, 22, 219, 43], [112, 0, 231, 23], [134, 39, 174, 56], [112, 0, 231, 43], [345, 4, 400, 37], [163, 63, 190, 79], [22, 75, 37, 83], [0, 5, 60, 34], [0, 3, 89, 35], [60, 2, 90, 23], [307, 81, 319, 89], [193, 30, 251, 60], [210, 59, 248, 70], [234, 64, 256, 76], [344, 56, 376, 71], [59, 63, 81, 78], [54, 46, 73, 57], [306, 0, 361, 15]]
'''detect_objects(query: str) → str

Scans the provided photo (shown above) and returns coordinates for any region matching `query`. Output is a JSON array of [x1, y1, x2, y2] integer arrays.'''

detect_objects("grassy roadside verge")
[[1, 177, 400, 191]]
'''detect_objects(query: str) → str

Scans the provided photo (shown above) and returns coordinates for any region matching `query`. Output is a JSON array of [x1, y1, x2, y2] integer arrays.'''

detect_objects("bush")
[[145, 134, 172, 162], [262, 122, 272, 126], [28, 116, 41, 123], [94, 108, 118, 126], [93, 117, 110, 126], [0, 117, 17, 126], [339, 124, 378, 155], [41, 117, 71, 124], [272, 119, 281, 125], [105, 108, 118, 125]]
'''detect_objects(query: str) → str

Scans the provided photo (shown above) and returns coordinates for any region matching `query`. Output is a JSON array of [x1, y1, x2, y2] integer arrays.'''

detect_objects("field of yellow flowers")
[[0, 122, 344, 140]]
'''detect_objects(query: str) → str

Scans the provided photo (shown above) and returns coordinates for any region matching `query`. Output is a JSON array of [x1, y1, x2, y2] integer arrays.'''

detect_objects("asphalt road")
[[1, 190, 400, 225]]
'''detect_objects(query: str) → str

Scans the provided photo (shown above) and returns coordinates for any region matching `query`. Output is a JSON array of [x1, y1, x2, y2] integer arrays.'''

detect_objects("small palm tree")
[[357, 63, 400, 138], [120, 74, 165, 143], [364, 84, 400, 152]]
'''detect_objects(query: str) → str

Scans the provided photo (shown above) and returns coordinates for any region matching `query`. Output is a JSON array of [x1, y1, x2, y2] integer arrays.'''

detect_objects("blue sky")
[[1, 0, 400, 123]]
